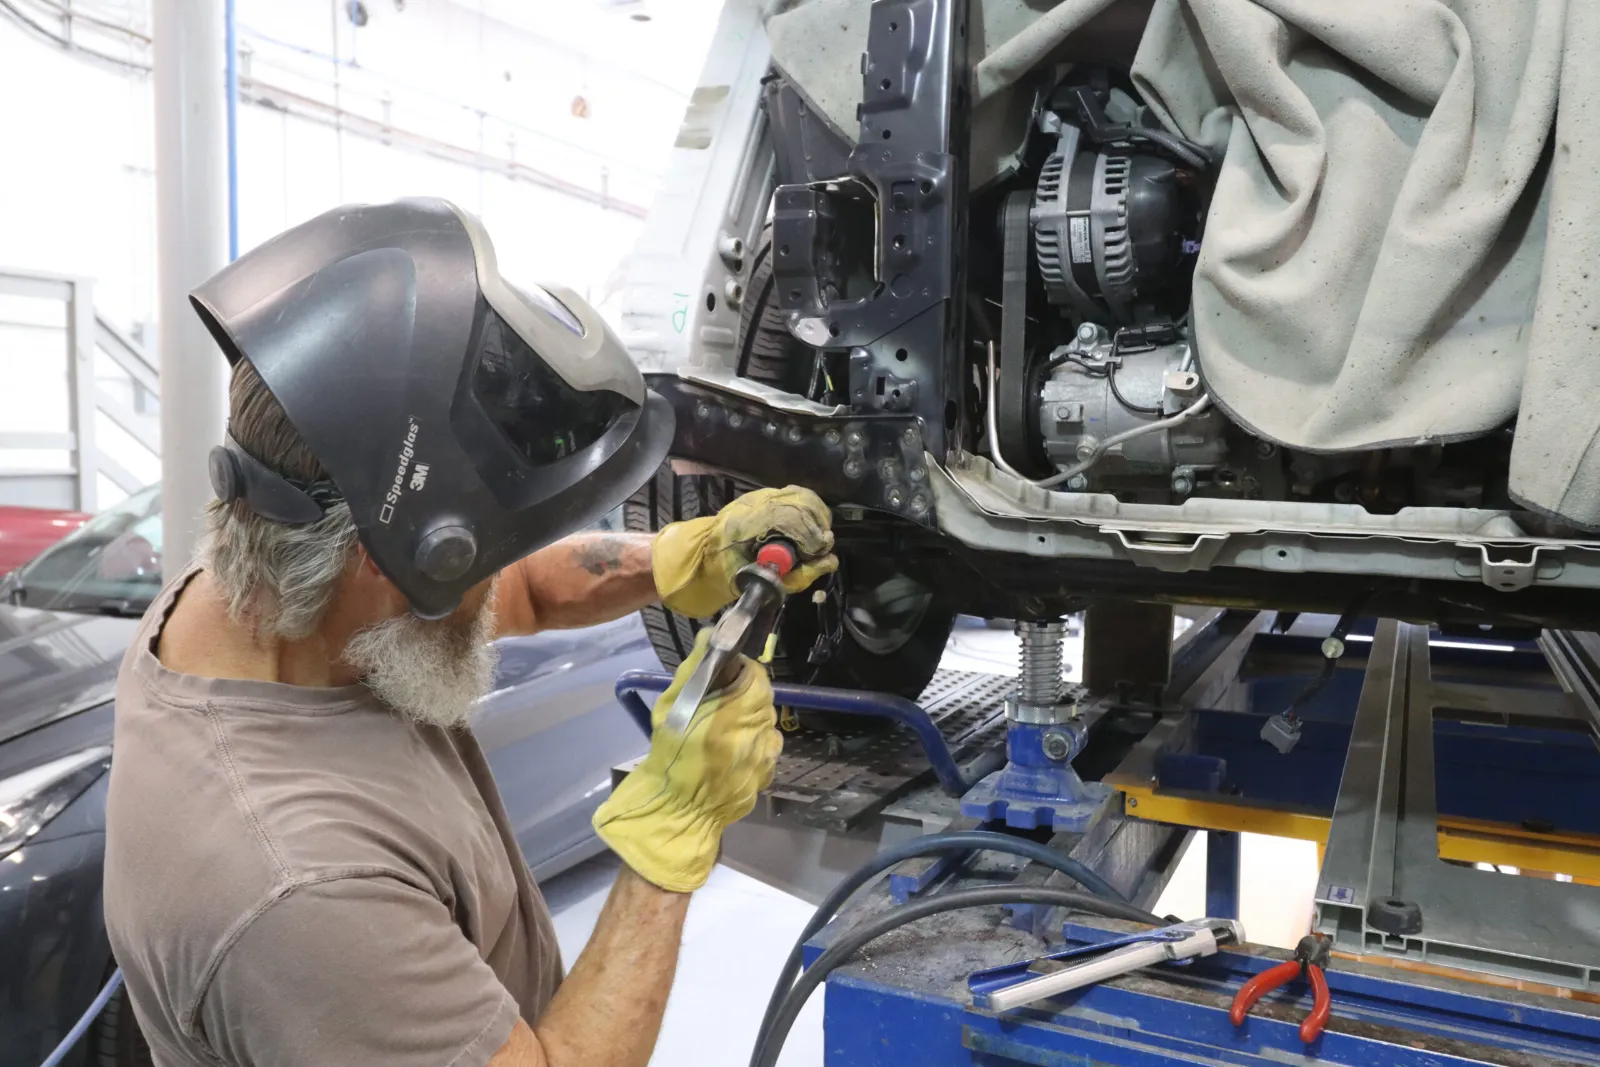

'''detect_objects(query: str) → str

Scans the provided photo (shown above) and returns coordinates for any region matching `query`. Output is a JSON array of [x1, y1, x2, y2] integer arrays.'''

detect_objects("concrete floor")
[[547, 617, 1318, 1065]]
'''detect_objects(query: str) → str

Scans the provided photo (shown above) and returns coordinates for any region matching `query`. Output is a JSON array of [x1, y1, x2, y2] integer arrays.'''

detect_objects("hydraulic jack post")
[[961, 620, 1111, 831]]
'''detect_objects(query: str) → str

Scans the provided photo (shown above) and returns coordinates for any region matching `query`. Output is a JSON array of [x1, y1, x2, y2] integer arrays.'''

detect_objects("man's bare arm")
[[495, 532, 657, 637], [488, 866, 690, 1067]]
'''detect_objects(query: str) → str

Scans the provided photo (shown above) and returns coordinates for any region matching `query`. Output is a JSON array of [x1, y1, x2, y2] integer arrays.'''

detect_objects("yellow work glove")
[[653, 486, 838, 619], [593, 630, 781, 892]]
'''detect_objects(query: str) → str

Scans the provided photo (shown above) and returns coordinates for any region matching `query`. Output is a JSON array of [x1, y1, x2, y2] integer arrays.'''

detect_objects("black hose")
[[1108, 363, 1163, 415], [749, 885, 1164, 1067], [752, 831, 1130, 1053], [1131, 127, 1215, 171], [1279, 584, 1398, 726], [1044, 352, 1108, 378]]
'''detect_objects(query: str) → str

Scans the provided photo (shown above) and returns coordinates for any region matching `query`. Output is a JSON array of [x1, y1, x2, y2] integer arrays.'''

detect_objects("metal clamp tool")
[[661, 538, 798, 735], [969, 918, 1245, 1013]]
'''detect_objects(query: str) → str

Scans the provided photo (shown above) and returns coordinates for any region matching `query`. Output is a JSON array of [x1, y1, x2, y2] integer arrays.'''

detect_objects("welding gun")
[[660, 538, 799, 735]]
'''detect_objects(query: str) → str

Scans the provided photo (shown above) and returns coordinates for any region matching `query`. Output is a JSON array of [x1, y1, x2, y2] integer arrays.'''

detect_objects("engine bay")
[[771, 62, 1523, 520]]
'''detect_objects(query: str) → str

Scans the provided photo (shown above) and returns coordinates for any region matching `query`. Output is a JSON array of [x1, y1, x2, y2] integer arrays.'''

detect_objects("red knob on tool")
[[755, 539, 798, 577]]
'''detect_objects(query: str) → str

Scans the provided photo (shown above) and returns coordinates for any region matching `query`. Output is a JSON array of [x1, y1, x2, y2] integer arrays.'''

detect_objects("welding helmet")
[[191, 197, 673, 619]]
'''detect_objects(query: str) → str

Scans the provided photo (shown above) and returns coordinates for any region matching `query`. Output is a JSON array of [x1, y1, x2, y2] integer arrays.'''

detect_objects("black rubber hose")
[[1108, 362, 1164, 416], [1280, 584, 1398, 726], [749, 885, 1164, 1067], [1044, 352, 1108, 378], [1131, 127, 1214, 171], [752, 831, 1132, 1053]]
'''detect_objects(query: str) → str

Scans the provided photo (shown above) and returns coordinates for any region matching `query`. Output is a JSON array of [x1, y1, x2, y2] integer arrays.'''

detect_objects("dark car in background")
[[0, 484, 656, 1066]]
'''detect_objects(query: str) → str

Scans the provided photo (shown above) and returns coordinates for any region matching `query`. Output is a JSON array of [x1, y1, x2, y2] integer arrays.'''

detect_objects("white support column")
[[65, 278, 98, 512], [153, 0, 229, 575]]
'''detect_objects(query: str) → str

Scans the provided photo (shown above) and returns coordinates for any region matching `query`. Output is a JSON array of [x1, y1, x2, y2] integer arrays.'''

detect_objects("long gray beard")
[[342, 601, 499, 729]]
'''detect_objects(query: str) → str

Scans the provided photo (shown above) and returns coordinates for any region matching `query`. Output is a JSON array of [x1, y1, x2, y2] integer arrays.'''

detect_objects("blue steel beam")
[[1204, 831, 1240, 921], [821, 932, 1600, 1067]]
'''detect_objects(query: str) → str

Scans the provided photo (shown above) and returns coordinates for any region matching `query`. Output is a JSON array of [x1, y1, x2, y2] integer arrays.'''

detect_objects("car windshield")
[[5, 484, 163, 617]]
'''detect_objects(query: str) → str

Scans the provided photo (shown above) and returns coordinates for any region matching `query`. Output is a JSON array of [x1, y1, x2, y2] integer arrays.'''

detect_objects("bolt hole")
[[779, 244, 790, 256], [727, 284, 743, 303], [730, 239, 743, 256], [880, 78, 891, 91], [789, 289, 802, 302], [882, 129, 892, 140], [705, 292, 716, 313], [1037, 535, 1046, 544], [895, 348, 908, 362], [888, 20, 897, 31], [891, 389, 901, 399], [919, 179, 933, 194], [1276, 549, 1289, 559], [892, 234, 906, 250], [828, 322, 841, 337]]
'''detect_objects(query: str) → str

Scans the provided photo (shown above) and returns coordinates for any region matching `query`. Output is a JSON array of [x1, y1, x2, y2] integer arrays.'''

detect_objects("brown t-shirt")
[[103, 569, 563, 1066]]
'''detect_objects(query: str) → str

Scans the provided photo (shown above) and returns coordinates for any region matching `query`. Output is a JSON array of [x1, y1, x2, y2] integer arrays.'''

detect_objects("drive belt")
[[997, 189, 1044, 476]]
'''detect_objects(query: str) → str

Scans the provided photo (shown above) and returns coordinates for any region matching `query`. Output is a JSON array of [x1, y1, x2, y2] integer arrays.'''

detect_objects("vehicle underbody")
[[620, 0, 1600, 695]]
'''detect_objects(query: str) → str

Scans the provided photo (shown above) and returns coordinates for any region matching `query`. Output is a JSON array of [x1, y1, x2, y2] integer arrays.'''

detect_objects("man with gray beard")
[[102, 200, 837, 1067]]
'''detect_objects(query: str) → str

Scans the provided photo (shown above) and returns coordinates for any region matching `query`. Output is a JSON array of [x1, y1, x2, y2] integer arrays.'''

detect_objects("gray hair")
[[202, 359, 359, 640]]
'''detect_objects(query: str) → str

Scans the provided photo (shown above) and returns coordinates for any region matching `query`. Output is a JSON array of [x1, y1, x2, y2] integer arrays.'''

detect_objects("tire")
[[625, 465, 747, 671], [736, 234, 816, 394], [92, 964, 154, 1067], [627, 228, 955, 702]]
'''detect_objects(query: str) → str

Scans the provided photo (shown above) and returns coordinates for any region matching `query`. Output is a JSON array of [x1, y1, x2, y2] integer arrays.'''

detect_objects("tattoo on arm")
[[502, 532, 654, 635], [575, 536, 631, 577]]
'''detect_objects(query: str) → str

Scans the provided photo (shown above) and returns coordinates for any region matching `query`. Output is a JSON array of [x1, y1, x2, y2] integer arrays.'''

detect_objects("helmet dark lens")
[[471, 308, 632, 465]]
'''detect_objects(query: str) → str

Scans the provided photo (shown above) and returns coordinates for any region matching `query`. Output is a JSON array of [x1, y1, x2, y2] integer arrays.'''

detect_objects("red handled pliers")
[[1229, 933, 1332, 1043]]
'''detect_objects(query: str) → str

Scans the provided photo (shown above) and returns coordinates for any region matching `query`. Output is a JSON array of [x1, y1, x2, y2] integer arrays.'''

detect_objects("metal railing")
[[0, 268, 160, 511]]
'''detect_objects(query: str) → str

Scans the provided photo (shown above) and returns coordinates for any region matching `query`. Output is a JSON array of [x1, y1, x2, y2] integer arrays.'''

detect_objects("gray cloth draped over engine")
[[766, 0, 1600, 529]]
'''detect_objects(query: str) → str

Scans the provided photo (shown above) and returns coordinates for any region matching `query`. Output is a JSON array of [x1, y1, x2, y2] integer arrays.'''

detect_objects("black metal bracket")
[[764, 76, 854, 188], [770, 0, 971, 457], [645, 373, 937, 527]]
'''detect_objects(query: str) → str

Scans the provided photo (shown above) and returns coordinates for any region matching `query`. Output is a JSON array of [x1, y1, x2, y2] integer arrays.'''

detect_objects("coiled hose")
[[751, 884, 1163, 1067], [751, 831, 1160, 1067]]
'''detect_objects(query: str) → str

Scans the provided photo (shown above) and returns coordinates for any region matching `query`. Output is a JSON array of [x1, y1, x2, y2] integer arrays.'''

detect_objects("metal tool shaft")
[[982, 939, 1184, 1013], [661, 539, 798, 735], [972, 919, 1242, 1013]]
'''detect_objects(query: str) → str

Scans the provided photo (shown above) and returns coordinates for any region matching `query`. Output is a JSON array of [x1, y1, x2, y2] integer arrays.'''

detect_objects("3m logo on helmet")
[[379, 420, 421, 525]]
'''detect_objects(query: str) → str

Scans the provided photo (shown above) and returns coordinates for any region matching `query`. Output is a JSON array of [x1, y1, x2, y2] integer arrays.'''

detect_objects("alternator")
[[1030, 127, 1191, 324]]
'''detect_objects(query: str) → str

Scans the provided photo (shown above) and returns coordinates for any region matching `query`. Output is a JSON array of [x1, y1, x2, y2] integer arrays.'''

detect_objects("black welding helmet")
[[190, 197, 673, 619]]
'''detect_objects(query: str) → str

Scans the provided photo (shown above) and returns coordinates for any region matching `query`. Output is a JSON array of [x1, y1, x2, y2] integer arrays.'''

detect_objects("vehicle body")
[[0, 506, 89, 575], [619, 0, 1600, 694], [0, 485, 654, 1066]]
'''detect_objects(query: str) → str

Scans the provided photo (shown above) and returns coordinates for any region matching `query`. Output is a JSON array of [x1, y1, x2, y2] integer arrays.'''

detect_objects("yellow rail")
[[1113, 783, 1600, 883]]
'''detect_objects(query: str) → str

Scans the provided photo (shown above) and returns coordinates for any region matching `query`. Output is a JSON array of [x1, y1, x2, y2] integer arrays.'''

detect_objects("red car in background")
[[0, 506, 91, 574]]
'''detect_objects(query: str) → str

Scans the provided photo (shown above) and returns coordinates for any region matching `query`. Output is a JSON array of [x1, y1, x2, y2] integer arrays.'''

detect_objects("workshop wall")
[[0, 0, 718, 503]]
